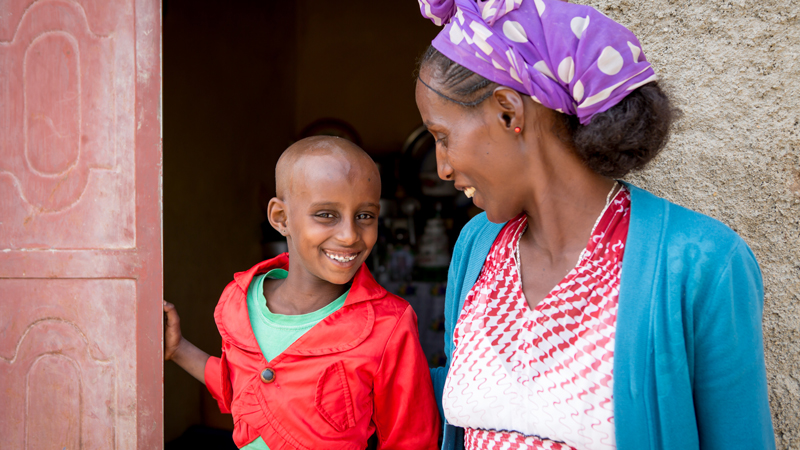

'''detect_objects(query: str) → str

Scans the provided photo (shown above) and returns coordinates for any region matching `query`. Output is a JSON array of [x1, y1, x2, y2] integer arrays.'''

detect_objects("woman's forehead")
[[416, 81, 460, 128]]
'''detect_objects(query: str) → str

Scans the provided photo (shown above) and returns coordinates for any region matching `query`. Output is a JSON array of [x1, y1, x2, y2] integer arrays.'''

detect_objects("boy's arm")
[[372, 305, 441, 449], [164, 300, 210, 384]]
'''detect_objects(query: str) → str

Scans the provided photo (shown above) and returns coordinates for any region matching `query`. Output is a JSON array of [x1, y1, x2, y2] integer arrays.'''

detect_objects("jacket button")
[[260, 368, 276, 384]]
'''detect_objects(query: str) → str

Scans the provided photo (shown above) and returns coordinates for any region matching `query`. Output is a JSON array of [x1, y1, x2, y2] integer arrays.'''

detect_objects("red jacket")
[[204, 254, 441, 449]]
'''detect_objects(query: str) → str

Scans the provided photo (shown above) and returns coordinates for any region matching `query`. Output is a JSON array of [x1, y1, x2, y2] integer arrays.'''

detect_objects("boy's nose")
[[336, 219, 360, 245]]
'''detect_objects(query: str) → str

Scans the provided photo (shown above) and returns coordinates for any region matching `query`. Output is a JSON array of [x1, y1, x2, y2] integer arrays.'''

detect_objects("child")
[[164, 136, 440, 449]]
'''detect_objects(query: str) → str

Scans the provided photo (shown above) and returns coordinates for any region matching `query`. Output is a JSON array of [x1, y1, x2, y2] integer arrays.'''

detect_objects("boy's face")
[[280, 153, 381, 285]]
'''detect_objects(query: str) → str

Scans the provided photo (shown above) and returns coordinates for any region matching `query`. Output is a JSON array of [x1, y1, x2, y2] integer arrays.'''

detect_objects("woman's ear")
[[492, 87, 526, 132], [268, 197, 290, 237]]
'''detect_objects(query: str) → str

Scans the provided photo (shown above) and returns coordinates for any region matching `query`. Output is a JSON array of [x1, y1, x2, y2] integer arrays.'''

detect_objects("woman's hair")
[[418, 46, 678, 178]]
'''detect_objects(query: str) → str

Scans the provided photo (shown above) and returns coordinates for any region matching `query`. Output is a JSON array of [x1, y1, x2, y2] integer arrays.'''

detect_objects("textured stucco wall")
[[575, 0, 799, 447]]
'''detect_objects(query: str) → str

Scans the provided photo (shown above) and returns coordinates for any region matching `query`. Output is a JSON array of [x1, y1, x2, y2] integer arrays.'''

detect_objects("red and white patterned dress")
[[442, 187, 631, 450]]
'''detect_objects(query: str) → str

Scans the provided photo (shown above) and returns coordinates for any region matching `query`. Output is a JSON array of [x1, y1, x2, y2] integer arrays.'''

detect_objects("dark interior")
[[163, 1, 478, 446]]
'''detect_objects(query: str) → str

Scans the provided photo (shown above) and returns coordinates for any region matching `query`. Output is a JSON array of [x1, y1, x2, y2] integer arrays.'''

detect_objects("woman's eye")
[[316, 213, 335, 219]]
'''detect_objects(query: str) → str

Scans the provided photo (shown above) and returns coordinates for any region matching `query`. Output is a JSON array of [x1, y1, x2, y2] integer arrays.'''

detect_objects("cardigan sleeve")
[[691, 241, 775, 449], [429, 220, 469, 422], [429, 366, 448, 422], [432, 213, 500, 413], [373, 306, 441, 449]]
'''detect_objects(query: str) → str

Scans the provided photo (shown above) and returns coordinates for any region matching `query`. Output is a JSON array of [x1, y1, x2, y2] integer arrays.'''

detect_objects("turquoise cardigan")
[[431, 183, 775, 450]]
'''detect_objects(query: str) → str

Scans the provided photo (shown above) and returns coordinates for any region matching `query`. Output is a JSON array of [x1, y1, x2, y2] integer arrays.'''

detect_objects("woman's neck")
[[520, 140, 616, 265]]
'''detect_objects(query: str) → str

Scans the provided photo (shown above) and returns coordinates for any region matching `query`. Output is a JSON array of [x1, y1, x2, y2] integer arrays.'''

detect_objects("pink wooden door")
[[0, 0, 162, 448]]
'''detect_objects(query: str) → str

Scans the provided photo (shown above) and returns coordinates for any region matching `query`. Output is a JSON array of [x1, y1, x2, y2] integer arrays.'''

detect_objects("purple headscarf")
[[418, 0, 657, 124]]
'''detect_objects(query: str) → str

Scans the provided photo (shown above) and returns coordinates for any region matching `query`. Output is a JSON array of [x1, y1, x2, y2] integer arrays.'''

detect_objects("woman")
[[415, 1, 775, 449]]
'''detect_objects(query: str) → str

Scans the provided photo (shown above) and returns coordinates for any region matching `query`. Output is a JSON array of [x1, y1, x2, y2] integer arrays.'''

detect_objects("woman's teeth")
[[325, 251, 357, 263], [464, 187, 476, 199]]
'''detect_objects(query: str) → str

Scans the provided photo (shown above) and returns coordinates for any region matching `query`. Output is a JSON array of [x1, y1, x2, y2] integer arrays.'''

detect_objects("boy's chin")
[[322, 272, 357, 286], [320, 264, 361, 285]]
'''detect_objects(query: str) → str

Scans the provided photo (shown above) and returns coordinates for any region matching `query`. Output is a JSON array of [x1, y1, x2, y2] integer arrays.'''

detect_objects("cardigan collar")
[[216, 253, 385, 355]]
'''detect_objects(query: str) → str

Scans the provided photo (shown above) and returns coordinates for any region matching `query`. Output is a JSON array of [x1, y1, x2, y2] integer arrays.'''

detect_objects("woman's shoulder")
[[454, 212, 505, 250], [450, 213, 505, 274], [626, 183, 760, 280]]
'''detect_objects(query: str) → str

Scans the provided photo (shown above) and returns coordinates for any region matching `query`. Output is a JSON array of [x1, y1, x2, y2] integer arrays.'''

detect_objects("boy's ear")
[[267, 197, 289, 236]]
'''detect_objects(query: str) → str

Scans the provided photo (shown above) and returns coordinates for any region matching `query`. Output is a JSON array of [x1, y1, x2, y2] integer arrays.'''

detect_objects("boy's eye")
[[316, 212, 335, 219], [356, 213, 375, 220]]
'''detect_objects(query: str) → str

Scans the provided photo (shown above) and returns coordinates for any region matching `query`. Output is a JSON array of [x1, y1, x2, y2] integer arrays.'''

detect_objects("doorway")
[[163, 0, 470, 445]]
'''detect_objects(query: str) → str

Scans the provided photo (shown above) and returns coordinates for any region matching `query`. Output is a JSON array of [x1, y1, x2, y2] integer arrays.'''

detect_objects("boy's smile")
[[323, 249, 359, 264], [267, 137, 381, 311], [289, 154, 380, 285]]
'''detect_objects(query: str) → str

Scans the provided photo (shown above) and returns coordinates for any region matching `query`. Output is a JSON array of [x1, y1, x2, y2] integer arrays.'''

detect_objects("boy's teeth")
[[464, 187, 476, 198], [326, 251, 357, 262]]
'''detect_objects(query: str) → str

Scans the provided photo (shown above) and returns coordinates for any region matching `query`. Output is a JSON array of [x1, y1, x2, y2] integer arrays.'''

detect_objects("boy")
[[164, 136, 440, 449]]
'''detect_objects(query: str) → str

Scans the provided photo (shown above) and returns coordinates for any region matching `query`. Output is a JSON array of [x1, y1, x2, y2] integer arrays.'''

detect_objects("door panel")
[[0, 279, 135, 448], [0, 0, 135, 249], [0, 0, 162, 448]]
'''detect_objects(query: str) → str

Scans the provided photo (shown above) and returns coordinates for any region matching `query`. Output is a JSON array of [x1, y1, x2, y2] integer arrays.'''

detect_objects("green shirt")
[[241, 269, 348, 450]]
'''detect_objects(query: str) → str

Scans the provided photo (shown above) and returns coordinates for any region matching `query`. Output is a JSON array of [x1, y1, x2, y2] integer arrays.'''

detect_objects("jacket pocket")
[[314, 361, 357, 432]]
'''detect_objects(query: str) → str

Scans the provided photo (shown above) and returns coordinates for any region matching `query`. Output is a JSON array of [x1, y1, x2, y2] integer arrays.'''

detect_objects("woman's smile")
[[455, 183, 477, 199], [463, 187, 476, 198]]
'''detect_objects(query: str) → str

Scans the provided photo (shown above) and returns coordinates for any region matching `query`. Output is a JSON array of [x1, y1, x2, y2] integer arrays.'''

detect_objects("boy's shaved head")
[[268, 136, 381, 288], [276, 136, 379, 200]]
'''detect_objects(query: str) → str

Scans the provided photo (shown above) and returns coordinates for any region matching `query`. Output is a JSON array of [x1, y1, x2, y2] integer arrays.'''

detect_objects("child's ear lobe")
[[267, 197, 289, 235]]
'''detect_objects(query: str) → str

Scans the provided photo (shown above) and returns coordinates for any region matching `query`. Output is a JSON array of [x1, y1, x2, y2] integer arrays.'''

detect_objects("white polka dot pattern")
[[443, 188, 631, 450], [573, 80, 585, 103], [534, 0, 546, 16], [558, 57, 575, 83], [597, 46, 624, 75], [570, 16, 590, 39], [503, 20, 528, 43], [419, 0, 658, 125], [533, 60, 556, 81], [627, 41, 641, 64], [450, 23, 465, 44]]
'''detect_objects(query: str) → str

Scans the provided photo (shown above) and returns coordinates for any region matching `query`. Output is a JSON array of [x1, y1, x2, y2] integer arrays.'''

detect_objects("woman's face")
[[415, 67, 531, 223]]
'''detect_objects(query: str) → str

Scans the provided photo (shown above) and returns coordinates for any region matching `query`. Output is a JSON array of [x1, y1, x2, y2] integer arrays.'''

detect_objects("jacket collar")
[[217, 253, 385, 355]]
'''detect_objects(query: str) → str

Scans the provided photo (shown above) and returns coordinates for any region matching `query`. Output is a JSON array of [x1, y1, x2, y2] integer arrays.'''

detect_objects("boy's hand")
[[163, 300, 183, 361], [162, 300, 210, 384]]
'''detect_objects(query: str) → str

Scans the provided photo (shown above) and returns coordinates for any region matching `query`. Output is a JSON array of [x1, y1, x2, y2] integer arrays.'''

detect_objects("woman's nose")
[[436, 147, 454, 180]]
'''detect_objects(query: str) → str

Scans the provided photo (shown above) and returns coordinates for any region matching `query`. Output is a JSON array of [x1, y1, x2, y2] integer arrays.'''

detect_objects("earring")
[[514, 127, 522, 133]]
